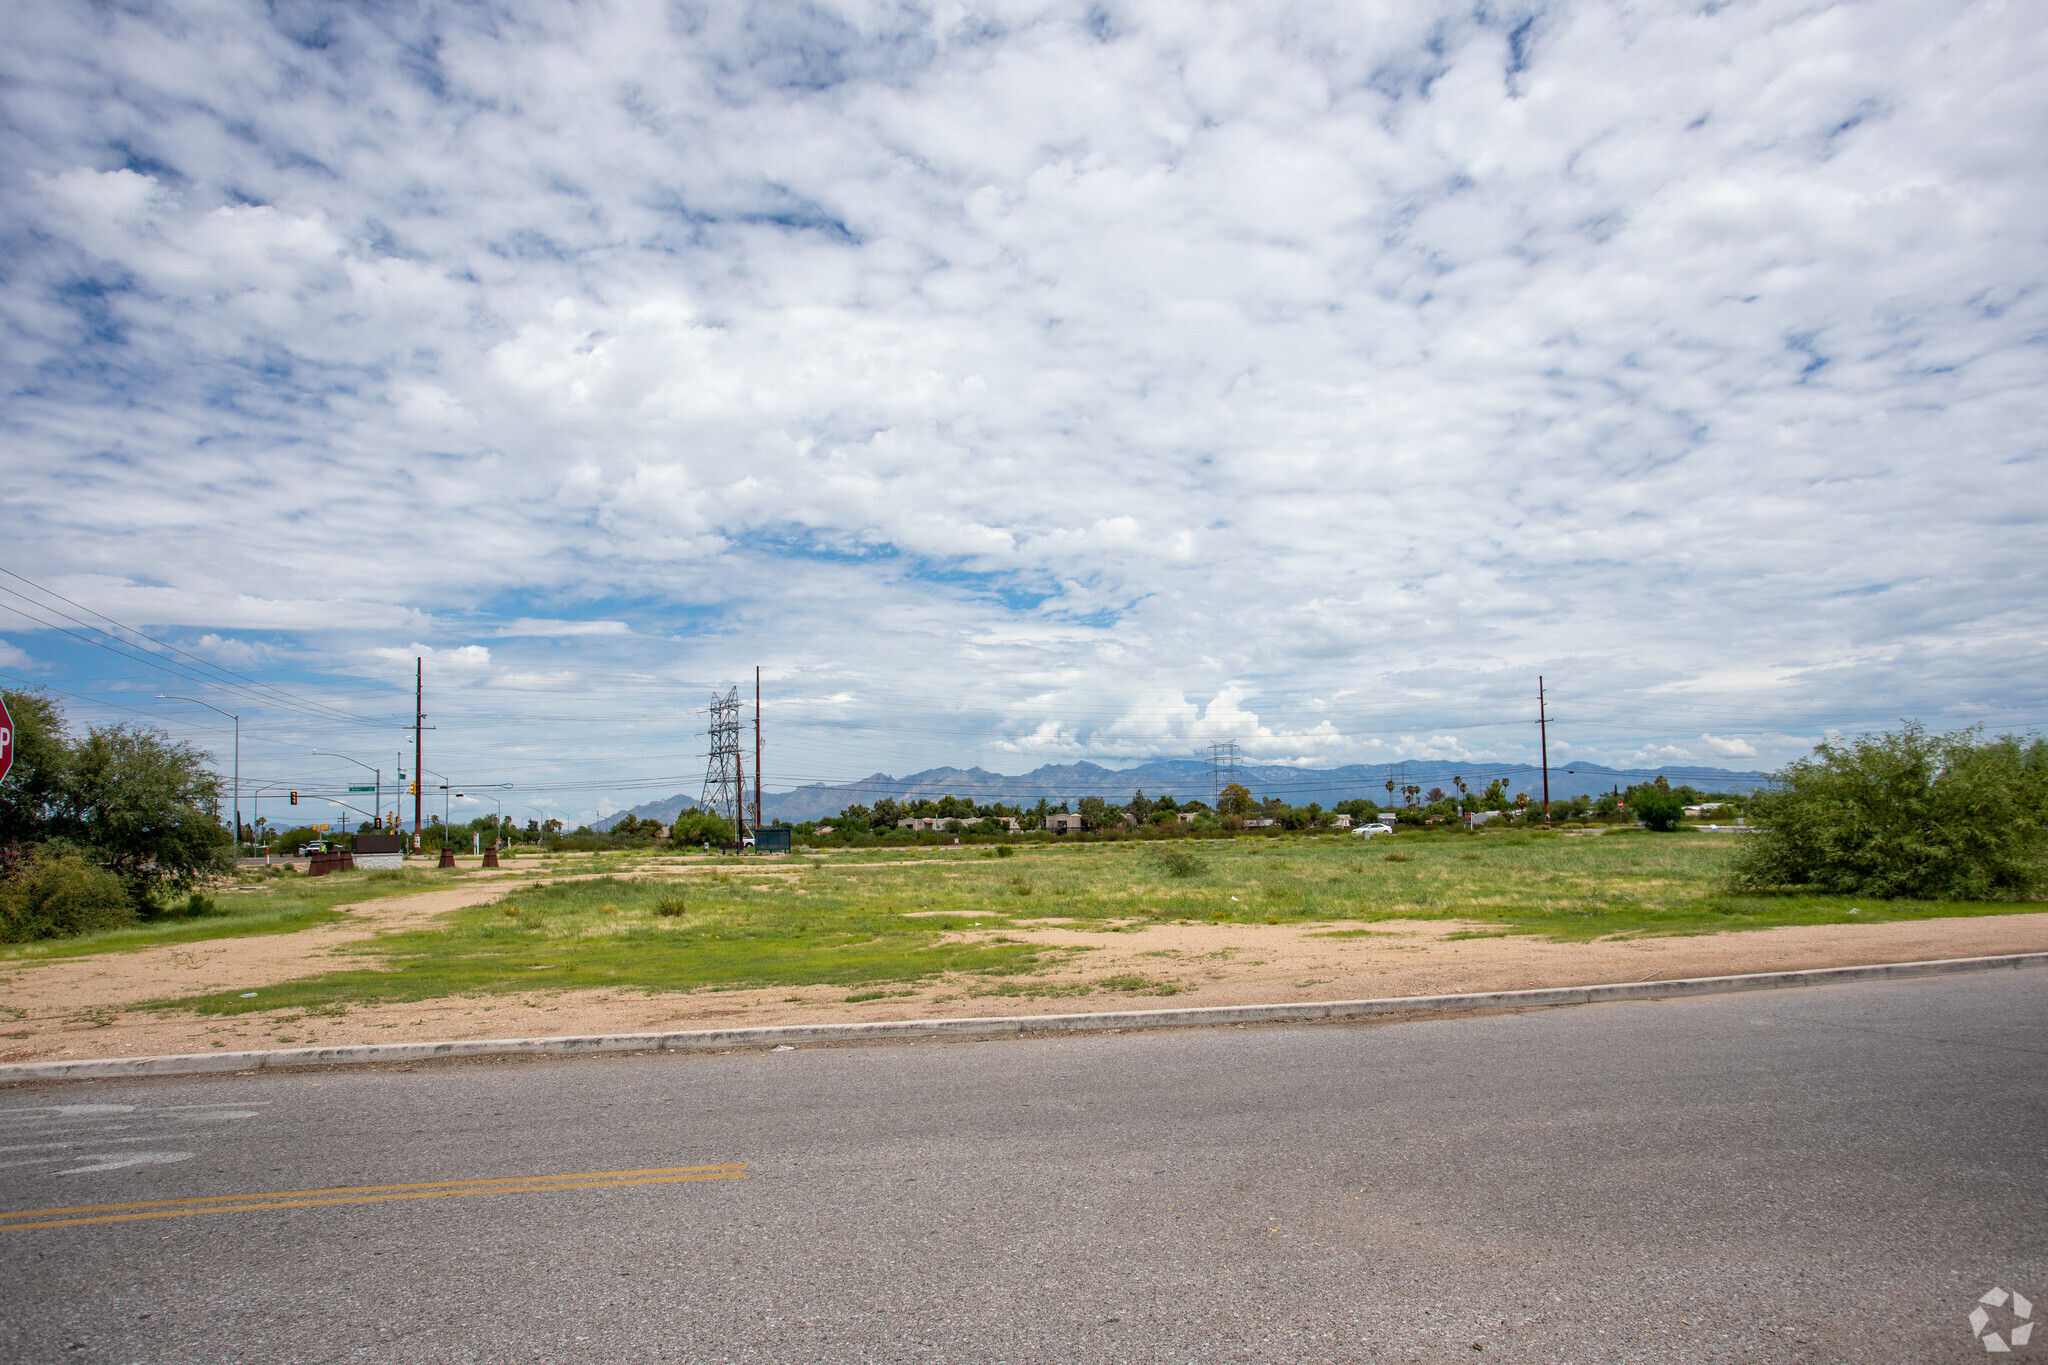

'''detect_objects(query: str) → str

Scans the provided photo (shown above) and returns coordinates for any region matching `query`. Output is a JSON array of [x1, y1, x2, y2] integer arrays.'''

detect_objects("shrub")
[[0, 850, 138, 941], [1630, 789, 1686, 832], [1732, 724, 2048, 900], [669, 809, 737, 847], [1152, 847, 1204, 878]]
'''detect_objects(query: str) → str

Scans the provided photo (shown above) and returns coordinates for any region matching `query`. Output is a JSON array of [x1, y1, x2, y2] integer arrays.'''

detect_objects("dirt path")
[[5, 900, 2045, 1066]]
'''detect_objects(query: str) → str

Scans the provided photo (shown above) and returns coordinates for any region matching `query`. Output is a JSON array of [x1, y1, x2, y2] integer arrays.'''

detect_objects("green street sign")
[[348, 785, 376, 792]]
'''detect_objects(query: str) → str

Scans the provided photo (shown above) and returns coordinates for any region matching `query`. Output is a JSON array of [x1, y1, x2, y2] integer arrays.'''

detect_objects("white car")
[[1353, 823, 1396, 837]]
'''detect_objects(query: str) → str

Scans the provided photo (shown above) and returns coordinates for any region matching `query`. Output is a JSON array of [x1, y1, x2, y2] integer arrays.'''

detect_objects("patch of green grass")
[[150, 834, 2043, 1014], [0, 867, 469, 961], [166, 875, 1072, 1016]]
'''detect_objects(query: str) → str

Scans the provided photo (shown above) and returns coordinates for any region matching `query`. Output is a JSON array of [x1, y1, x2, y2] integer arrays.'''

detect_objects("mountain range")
[[589, 758, 1770, 830]]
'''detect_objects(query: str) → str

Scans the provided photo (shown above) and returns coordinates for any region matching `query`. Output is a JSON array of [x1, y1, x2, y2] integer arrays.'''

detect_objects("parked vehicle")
[[297, 841, 330, 855], [1353, 823, 1396, 837]]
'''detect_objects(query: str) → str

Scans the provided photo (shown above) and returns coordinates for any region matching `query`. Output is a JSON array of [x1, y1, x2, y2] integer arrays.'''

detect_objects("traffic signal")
[[290, 791, 298, 805], [409, 781, 419, 796]]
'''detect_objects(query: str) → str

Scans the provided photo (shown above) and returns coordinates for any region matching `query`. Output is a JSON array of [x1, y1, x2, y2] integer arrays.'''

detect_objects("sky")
[[2, 0, 2044, 830]]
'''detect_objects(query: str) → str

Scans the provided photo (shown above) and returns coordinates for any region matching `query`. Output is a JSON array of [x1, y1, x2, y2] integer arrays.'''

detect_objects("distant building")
[[1044, 813, 1085, 834], [897, 815, 1019, 833], [1332, 814, 1352, 828]]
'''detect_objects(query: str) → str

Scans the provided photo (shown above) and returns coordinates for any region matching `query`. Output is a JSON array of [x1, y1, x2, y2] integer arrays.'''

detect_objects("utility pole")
[[1538, 676, 1552, 828], [414, 657, 424, 838], [753, 666, 763, 835]]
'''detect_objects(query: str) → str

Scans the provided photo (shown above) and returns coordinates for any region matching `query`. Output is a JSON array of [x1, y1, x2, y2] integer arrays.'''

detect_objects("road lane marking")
[[0, 1163, 747, 1231]]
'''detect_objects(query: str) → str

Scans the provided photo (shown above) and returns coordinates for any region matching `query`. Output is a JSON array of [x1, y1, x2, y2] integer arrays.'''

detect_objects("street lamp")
[[160, 696, 239, 857], [310, 750, 380, 828], [453, 784, 512, 850], [421, 767, 452, 833], [251, 782, 290, 853]]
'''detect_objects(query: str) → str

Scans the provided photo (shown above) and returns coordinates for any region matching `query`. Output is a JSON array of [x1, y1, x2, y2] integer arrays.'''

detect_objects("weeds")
[[143, 834, 2040, 1015]]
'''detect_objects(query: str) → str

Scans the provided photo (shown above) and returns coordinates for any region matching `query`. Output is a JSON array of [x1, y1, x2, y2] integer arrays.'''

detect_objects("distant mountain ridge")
[[590, 757, 1770, 829]]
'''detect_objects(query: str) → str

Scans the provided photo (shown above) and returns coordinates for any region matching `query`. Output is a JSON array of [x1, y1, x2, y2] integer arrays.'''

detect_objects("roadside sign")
[[0, 695, 11, 782], [348, 784, 375, 792]]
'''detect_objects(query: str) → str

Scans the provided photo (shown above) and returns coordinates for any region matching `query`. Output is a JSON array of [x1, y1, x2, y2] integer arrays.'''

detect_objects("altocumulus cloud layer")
[[2, 0, 2045, 812]]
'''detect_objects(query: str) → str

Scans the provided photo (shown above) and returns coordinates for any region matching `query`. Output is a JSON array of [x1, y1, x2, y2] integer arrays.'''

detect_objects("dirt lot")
[[4, 875, 2045, 1065]]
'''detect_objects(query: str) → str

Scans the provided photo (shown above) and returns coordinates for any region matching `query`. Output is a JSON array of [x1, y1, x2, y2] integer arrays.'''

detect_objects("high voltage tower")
[[1208, 740, 1240, 806], [701, 687, 747, 836]]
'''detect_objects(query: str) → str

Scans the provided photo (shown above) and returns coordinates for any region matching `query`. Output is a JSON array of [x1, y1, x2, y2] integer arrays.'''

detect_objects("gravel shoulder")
[[4, 885, 2044, 1064]]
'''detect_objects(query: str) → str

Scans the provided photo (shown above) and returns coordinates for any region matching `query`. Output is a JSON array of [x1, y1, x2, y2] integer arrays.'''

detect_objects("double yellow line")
[[0, 1163, 747, 1232]]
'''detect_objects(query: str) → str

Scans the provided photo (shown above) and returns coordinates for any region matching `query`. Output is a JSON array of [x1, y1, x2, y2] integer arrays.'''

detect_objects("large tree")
[[64, 723, 234, 907], [1216, 783, 1254, 817], [0, 689, 71, 847]]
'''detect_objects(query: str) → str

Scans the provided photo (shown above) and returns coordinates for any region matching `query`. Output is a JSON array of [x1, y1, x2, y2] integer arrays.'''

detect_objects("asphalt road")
[[2, 970, 2042, 1364]]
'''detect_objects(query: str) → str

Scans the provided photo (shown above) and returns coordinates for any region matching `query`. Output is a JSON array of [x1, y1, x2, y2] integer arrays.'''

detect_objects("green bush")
[[0, 850, 138, 941], [1732, 724, 2048, 900], [669, 809, 737, 846], [1630, 789, 1686, 832]]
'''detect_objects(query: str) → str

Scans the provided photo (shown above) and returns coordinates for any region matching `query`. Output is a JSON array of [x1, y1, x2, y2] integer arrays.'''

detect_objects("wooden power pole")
[[1538, 675, 1552, 828], [753, 665, 763, 835], [414, 657, 424, 837]]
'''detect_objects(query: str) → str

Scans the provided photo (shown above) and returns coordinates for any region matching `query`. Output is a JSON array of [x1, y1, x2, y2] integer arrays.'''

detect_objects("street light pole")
[[421, 767, 452, 839], [311, 750, 382, 830], [160, 696, 239, 857], [251, 782, 288, 854]]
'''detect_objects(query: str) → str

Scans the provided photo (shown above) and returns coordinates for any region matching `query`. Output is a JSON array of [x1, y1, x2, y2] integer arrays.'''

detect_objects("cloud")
[[1698, 733, 1760, 759], [373, 643, 491, 673], [0, 0, 2041, 790], [495, 620, 633, 639]]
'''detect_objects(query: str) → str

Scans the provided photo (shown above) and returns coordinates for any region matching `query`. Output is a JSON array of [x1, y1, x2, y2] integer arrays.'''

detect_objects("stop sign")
[[0, 695, 11, 782]]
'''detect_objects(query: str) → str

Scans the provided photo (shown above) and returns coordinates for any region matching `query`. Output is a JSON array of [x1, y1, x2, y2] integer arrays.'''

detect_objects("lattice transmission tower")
[[1208, 740, 1240, 807], [701, 687, 746, 834]]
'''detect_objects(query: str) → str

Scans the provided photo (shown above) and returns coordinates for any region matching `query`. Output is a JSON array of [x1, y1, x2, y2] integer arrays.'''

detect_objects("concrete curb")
[[5, 951, 2044, 1084]]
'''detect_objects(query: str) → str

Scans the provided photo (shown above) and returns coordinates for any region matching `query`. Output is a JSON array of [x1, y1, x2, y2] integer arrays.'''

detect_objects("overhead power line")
[[0, 566, 385, 728]]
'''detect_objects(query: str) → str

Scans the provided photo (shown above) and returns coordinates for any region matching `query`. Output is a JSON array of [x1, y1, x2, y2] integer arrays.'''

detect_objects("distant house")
[[898, 817, 942, 832], [1177, 811, 1199, 824], [813, 825, 836, 837], [1464, 810, 1502, 827], [1044, 813, 1085, 834], [1332, 814, 1352, 829], [1244, 817, 1278, 829]]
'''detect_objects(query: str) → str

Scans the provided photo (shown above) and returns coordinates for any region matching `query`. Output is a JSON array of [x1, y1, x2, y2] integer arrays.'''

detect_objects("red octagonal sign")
[[0, 695, 11, 782]]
